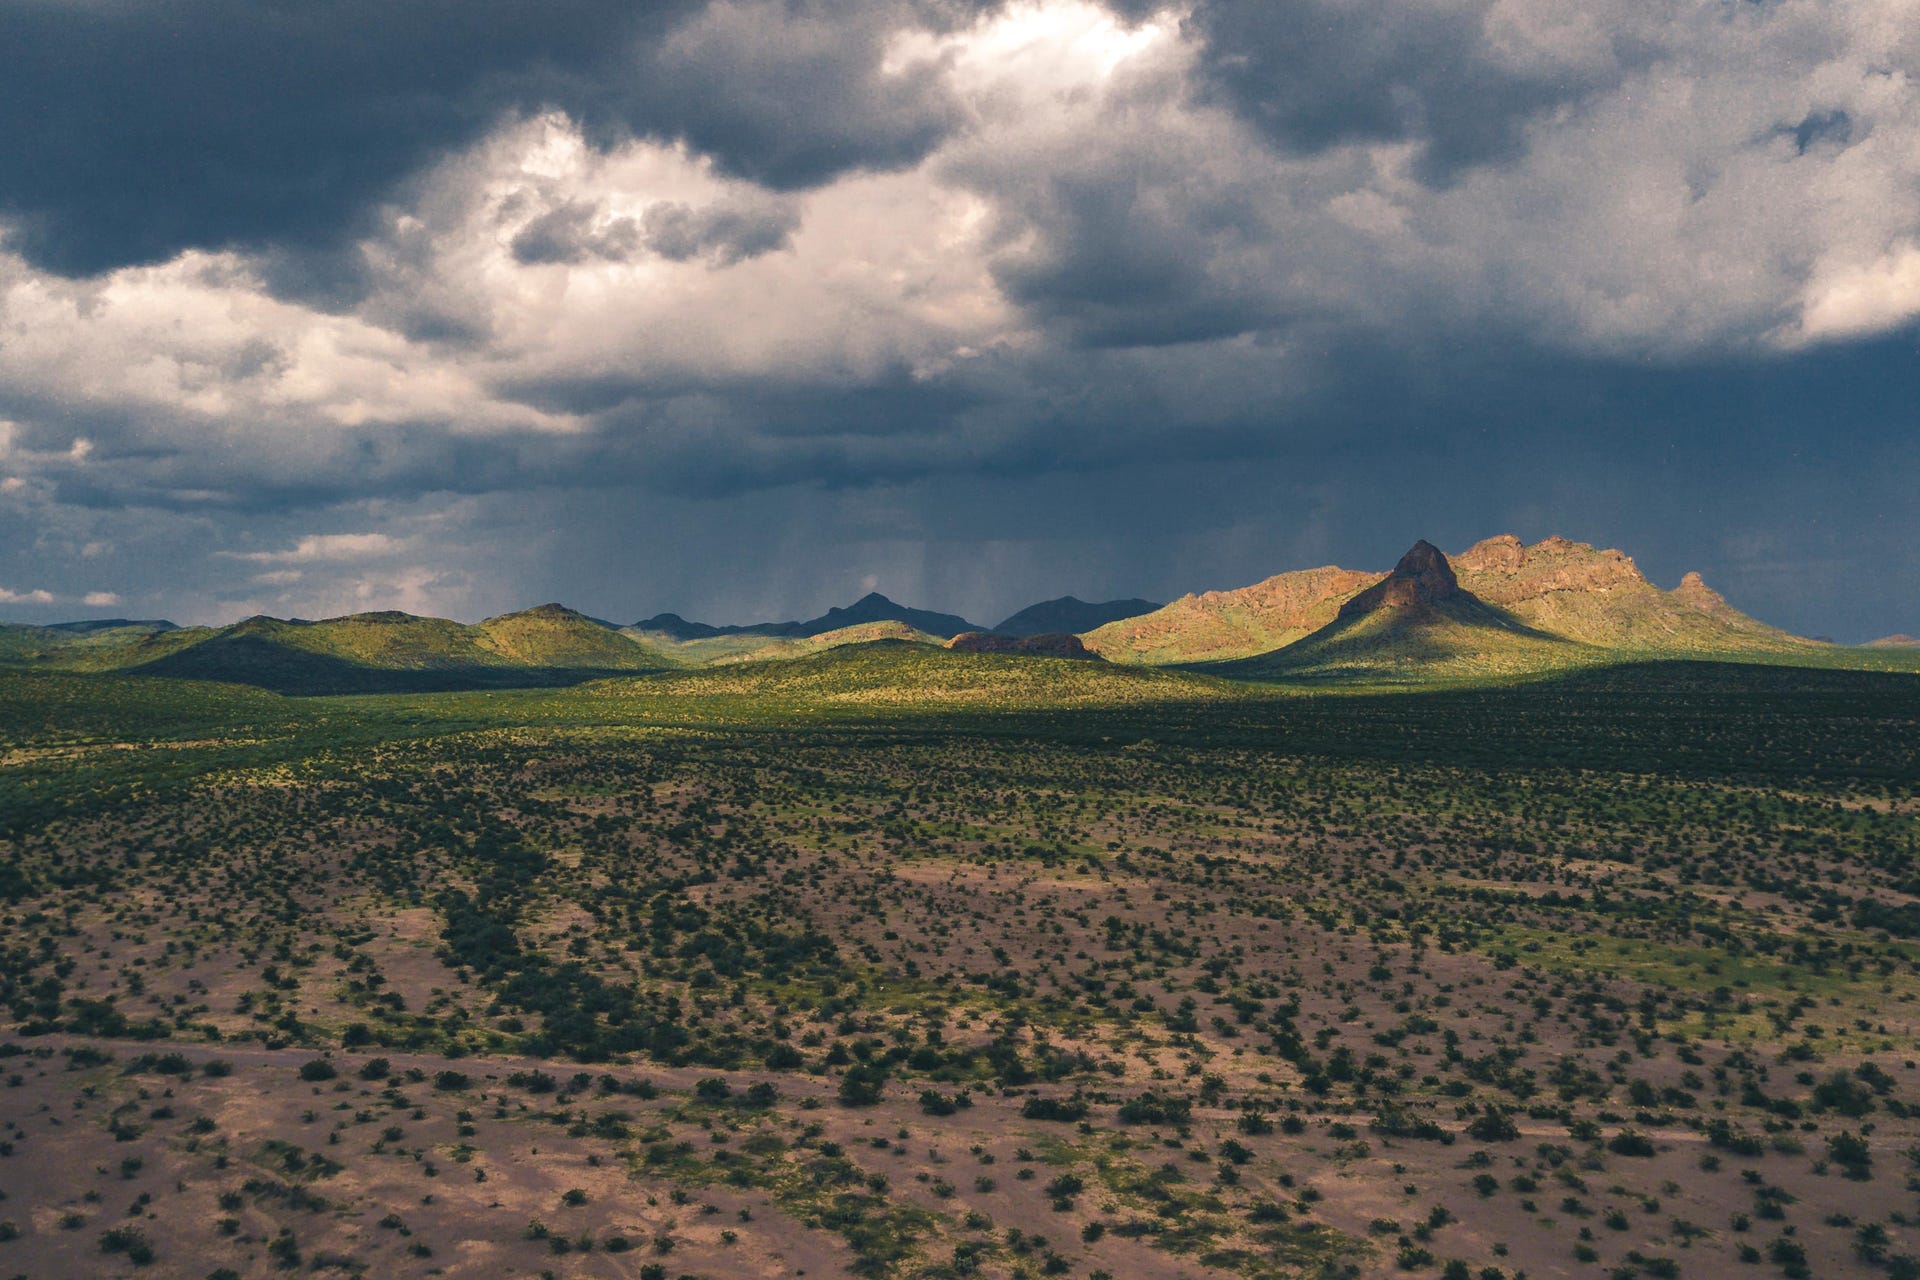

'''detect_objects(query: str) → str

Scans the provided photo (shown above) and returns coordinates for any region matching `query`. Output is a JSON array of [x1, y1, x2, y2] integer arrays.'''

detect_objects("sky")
[[0, 0, 1916, 640]]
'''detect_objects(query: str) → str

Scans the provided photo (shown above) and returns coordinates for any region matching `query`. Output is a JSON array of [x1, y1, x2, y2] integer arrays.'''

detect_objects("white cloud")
[[81, 590, 122, 607], [1792, 243, 1920, 344], [0, 586, 54, 604], [227, 532, 401, 563], [225, 564, 472, 622], [0, 0, 1912, 523]]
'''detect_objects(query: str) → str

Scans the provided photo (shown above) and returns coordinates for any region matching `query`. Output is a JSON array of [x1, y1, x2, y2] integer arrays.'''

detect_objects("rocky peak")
[[1456, 533, 1525, 574], [1338, 540, 1461, 617], [1672, 571, 1729, 612]]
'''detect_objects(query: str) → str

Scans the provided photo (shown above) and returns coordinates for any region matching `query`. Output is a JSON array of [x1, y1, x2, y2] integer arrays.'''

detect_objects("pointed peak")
[[1337, 540, 1460, 618], [1672, 571, 1729, 611], [849, 591, 895, 607], [1393, 540, 1453, 579]]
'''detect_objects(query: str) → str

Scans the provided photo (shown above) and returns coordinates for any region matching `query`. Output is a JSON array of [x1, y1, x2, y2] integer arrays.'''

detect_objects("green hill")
[[474, 604, 674, 669], [1083, 565, 1380, 664], [0, 619, 183, 668], [582, 638, 1250, 717], [623, 619, 942, 666], [113, 605, 672, 695]]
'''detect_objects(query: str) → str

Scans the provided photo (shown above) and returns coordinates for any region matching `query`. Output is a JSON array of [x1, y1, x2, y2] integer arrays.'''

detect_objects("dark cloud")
[[618, 0, 966, 190], [641, 195, 800, 265], [509, 203, 644, 266], [1779, 108, 1854, 155], [508, 192, 803, 268], [0, 1, 667, 274], [6, 329, 1919, 640], [1, 0, 1915, 645], [0, 0, 969, 279], [986, 168, 1283, 347], [1171, 0, 1621, 182]]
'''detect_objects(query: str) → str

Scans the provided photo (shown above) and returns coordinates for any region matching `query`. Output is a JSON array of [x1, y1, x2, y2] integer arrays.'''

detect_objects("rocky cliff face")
[[1453, 534, 1649, 605], [1336, 540, 1461, 616]]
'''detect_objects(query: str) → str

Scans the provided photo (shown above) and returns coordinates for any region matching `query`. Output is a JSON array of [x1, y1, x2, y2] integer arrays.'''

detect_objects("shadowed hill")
[[992, 596, 1159, 637], [800, 592, 976, 639], [127, 633, 643, 695], [947, 631, 1101, 659], [634, 591, 979, 641]]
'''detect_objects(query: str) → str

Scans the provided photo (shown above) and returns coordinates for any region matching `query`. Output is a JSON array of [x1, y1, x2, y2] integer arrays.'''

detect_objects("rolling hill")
[[1, 532, 1906, 693], [581, 636, 1244, 714], [624, 619, 947, 667], [52, 604, 677, 695], [1082, 565, 1382, 664], [0, 618, 181, 667]]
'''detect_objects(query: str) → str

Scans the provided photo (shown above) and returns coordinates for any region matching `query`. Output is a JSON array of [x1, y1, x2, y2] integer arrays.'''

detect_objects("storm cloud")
[[0, 0, 1916, 640]]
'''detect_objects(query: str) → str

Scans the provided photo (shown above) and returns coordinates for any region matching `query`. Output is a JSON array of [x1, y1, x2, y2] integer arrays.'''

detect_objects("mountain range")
[[2, 535, 1911, 694]]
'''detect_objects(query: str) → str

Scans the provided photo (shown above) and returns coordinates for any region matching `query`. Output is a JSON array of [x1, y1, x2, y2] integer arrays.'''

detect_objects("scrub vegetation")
[[0, 646, 1918, 1278]]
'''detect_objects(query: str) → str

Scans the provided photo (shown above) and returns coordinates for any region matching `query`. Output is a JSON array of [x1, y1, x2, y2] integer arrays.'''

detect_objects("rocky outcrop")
[[1672, 571, 1731, 613], [947, 631, 1101, 660], [1336, 540, 1461, 617], [1453, 534, 1649, 606]]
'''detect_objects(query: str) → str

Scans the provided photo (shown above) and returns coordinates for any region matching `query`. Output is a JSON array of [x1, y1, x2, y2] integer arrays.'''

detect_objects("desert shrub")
[[1020, 1095, 1086, 1122], [1608, 1131, 1656, 1157], [1117, 1092, 1190, 1125], [1469, 1107, 1520, 1143], [100, 1226, 155, 1265], [838, 1065, 887, 1107]]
